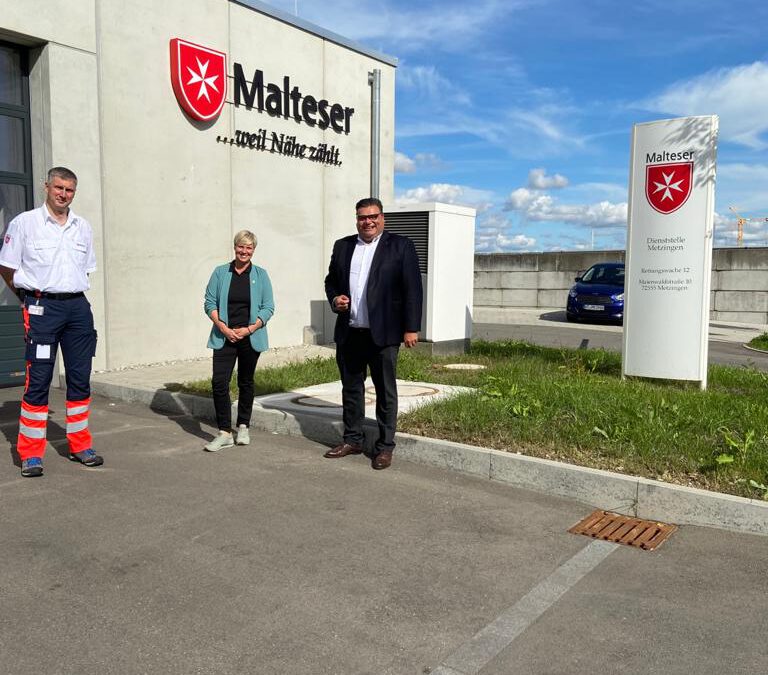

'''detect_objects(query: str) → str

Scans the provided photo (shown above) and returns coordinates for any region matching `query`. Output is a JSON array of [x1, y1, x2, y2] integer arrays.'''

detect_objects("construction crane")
[[728, 206, 768, 247]]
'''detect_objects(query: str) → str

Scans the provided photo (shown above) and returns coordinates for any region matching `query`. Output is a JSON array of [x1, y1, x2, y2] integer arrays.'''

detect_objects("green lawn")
[[747, 332, 768, 352], [181, 341, 768, 500]]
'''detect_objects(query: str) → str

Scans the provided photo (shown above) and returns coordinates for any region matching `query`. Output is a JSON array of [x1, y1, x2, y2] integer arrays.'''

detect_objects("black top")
[[227, 261, 251, 328]]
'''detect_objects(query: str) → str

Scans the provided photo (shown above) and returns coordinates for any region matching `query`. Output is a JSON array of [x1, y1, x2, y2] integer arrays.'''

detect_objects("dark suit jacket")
[[324, 230, 423, 347]]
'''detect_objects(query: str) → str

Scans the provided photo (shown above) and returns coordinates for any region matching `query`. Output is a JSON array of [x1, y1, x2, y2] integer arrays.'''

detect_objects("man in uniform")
[[0, 167, 102, 477], [324, 197, 422, 470]]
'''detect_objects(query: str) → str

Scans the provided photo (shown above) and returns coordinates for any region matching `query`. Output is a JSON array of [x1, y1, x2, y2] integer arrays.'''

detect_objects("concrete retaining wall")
[[474, 248, 768, 325]]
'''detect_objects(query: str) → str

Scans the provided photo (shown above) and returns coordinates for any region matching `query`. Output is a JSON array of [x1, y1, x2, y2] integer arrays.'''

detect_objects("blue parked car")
[[566, 262, 624, 323]]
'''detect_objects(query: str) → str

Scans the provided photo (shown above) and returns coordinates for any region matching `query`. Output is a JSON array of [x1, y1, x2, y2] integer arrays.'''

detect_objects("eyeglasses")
[[356, 212, 382, 222]]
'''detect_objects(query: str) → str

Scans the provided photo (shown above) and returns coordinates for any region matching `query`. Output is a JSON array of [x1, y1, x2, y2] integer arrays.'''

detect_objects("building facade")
[[0, 0, 396, 375]]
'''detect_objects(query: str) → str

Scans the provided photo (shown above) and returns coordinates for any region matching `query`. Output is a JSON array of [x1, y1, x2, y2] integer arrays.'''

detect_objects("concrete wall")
[[96, 1, 394, 367], [0, 2, 106, 367], [710, 248, 768, 323], [0, 0, 395, 369], [0, 0, 96, 51], [474, 248, 768, 325]]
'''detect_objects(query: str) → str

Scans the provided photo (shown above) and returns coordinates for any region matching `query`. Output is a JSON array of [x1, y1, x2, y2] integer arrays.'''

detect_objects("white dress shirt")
[[0, 204, 96, 292], [348, 233, 382, 328]]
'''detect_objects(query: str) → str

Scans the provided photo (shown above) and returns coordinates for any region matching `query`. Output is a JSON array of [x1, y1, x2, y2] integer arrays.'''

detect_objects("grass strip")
[[180, 340, 768, 500], [747, 332, 768, 352], [179, 356, 340, 397]]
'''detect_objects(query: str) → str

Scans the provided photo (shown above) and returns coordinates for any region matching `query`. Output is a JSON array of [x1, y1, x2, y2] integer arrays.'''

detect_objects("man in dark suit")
[[323, 197, 423, 470]]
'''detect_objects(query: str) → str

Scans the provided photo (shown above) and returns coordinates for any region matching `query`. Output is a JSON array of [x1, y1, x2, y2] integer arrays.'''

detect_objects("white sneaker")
[[204, 431, 234, 452], [235, 424, 250, 446]]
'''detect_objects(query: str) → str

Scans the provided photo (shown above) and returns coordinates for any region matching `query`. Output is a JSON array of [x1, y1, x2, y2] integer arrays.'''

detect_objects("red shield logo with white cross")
[[645, 162, 693, 214], [170, 38, 227, 122]]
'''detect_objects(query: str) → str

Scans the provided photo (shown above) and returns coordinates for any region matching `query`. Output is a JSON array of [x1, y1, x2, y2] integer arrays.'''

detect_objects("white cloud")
[[398, 65, 471, 105], [538, 229, 626, 253], [396, 113, 580, 155], [263, 0, 519, 52], [508, 109, 581, 147], [527, 168, 569, 189], [394, 151, 445, 174], [505, 183, 627, 228], [569, 182, 628, 202], [397, 183, 463, 203], [716, 163, 768, 213], [414, 152, 443, 168], [506, 187, 538, 210], [641, 61, 768, 149], [396, 92, 584, 158], [714, 209, 768, 247], [395, 183, 494, 211], [394, 152, 416, 174], [500, 233, 536, 249], [475, 212, 537, 252]]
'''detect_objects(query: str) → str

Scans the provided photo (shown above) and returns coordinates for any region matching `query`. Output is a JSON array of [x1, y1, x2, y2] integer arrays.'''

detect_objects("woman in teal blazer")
[[203, 230, 275, 452]]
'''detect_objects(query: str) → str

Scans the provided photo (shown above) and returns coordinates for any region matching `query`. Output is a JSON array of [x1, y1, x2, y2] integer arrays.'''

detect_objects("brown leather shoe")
[[372, 450, 393, 470], [323, 443, 363, 459]]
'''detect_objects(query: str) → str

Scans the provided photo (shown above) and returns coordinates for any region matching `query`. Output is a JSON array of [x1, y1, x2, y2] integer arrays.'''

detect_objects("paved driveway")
[[1, 387, 766, 674], [474, 314, 768, 370]]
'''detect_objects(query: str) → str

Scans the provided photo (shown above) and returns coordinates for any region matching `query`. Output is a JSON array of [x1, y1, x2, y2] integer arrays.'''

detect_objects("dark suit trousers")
[[336, 328, 399, 453]]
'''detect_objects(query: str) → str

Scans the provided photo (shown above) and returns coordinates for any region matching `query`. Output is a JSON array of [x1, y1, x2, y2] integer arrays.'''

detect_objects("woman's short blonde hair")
[[233, 230, 257, 248]]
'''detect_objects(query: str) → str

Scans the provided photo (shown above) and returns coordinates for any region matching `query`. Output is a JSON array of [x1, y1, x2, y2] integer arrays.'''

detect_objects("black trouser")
[[211, 338, 260, 431], [336, 328, 399, 453]]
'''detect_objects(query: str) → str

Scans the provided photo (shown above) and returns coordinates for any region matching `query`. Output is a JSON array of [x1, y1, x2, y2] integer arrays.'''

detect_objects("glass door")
[[0, 42, 32, 386]]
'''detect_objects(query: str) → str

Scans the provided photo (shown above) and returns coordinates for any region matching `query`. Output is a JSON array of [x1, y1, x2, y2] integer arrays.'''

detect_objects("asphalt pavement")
[[1, 385, 767, 674], [474, 309, 768, 370]]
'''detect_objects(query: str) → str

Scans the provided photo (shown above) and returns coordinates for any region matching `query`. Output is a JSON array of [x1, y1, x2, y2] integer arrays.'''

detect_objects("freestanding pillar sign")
[[622, 115, 718, 388]]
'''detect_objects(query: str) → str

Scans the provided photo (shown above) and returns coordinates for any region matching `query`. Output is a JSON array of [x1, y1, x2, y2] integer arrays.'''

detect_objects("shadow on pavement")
[[1, 396, 67, 465], [148, 385, 216, 443], [0, 398, 21, 467], [539, 310, 568, 322], [46, 409, 70, 459]]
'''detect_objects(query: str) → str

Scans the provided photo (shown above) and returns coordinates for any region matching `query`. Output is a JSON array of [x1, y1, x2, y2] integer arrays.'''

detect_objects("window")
[[0, 42, 31, 387], [0, 42, 32, 232]]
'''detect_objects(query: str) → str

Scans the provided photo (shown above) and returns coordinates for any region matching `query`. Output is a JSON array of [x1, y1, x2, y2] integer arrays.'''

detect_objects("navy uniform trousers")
[[17, 293, 97, 460]]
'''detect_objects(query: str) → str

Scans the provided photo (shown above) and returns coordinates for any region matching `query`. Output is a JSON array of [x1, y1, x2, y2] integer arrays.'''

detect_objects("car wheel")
[[566, 314, 578, 323]]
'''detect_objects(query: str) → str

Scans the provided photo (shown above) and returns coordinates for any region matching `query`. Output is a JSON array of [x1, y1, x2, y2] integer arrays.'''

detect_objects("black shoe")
[[69, 449, 104, 467], [21, 457, 43, 477]]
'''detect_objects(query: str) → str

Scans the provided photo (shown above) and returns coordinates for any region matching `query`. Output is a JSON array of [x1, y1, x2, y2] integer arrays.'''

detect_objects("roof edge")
[[229, 0, 398, 67]]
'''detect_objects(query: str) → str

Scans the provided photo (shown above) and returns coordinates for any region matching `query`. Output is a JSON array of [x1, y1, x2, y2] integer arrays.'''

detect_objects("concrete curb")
[[90, 379, 768, 537], [395, 435, 768, 536]]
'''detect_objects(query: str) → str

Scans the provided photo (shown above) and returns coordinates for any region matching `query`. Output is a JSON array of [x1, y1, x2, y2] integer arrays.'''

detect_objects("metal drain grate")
[[569, 510, 677, 551]]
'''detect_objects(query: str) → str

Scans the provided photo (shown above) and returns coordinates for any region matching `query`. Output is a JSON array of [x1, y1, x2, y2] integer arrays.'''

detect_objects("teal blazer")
[[204, 263, 275, 352]]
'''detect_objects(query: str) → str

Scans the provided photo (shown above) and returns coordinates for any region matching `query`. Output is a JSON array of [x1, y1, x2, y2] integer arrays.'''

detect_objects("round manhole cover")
[[366, 383, 440, 397], [292, 393, 375, 408], [443, 363, 486, 371]]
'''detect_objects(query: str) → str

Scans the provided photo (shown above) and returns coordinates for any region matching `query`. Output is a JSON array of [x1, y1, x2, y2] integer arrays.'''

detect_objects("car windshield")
[[581, 265, 624, 285]]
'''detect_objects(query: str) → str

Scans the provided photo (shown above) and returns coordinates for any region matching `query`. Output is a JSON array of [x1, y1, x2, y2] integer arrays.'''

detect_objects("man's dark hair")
[[355, 197, 383, 212], [47, 167, 78, 183]]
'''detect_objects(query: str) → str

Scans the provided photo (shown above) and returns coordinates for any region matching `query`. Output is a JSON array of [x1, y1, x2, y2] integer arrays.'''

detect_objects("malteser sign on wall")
[[622, 115, 719, 387], [169, 38, 354, 166], [170, 39, 228, 121]]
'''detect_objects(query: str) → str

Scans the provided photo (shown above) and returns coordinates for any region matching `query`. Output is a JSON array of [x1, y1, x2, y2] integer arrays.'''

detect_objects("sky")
[[261, 0, 768, 252]]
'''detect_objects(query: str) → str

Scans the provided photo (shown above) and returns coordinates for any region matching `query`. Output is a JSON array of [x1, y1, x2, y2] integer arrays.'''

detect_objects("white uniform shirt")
[[348, 233, 382, 328], [0, 205, 96, 293]]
